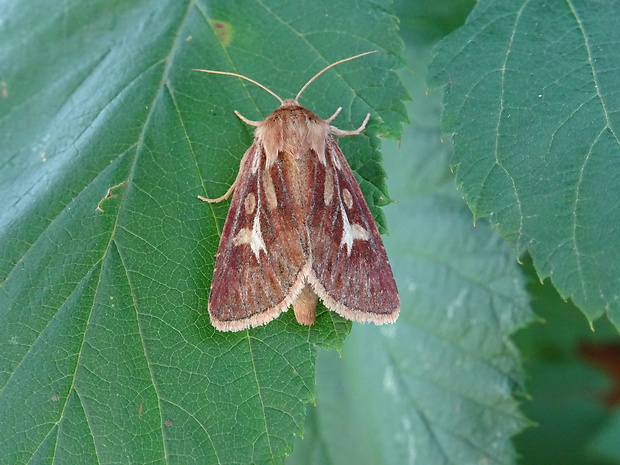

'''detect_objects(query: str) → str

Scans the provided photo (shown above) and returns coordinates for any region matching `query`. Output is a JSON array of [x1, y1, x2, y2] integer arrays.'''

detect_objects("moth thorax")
[[257, 104, 329, 165]]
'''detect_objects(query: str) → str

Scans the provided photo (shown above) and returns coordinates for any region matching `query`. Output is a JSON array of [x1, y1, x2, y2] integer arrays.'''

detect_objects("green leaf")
[[428, 0, 620, 329], [589, 412, 620, 463], [288, 17, 533, 465], [514, 259, 618, 465], [0, 1, 407, 463]]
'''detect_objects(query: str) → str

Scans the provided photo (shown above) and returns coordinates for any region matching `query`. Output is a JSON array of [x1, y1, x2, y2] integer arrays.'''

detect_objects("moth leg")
[[198, 161, 244, 203], [234, 110, 261, 127], [197, 180, 237, 203], [198, 132, 257, 203], [198, 141, 258, 203], [329, 113, 371, 137], [324, 107, 342, 124]]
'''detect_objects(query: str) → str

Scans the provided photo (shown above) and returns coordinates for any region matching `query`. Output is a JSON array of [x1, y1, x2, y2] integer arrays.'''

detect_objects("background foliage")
[[1, 0, 619, 464]]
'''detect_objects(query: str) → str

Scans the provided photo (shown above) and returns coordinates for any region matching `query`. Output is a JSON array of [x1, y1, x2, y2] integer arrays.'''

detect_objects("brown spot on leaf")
[[208, 20, 233, 46]]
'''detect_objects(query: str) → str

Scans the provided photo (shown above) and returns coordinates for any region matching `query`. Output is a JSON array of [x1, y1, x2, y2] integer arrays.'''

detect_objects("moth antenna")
[[193, 69, 284, 104], [295, 50, 379, 102]]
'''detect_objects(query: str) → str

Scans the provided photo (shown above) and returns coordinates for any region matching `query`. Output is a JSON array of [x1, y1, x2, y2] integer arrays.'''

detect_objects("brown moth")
[[196, 51, 400, 331]]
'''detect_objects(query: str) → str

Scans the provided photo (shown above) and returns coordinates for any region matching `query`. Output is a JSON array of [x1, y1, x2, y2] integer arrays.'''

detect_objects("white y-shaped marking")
[[250, 213, 266, 259], [232, 213, 267, 260], [340, 206, 369, 256]]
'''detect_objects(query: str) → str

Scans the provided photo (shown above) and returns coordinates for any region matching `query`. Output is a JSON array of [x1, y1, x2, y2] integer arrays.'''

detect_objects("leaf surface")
[[0, 1, 407, 463], [428, 0, 620, 328]]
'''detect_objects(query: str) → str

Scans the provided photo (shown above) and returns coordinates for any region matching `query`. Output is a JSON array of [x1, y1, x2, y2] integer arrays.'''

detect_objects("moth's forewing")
[[307, 137, 400, 323], [208, 143, 309, 331]]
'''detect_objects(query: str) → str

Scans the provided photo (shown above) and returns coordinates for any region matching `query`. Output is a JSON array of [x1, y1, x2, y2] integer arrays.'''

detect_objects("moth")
[[196, 51, 399, 331]]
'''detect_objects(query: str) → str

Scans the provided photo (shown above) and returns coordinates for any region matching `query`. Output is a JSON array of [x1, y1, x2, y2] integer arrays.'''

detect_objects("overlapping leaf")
[[428, 0, 620, 329]]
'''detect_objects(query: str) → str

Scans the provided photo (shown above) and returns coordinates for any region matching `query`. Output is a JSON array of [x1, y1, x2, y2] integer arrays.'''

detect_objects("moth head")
[[257, 102, 328, 162]]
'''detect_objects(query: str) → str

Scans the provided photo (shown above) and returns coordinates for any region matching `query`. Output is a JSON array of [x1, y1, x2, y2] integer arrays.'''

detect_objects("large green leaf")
[[0, 1, 407, 463], [428, 0, 620, 329], [287, 12, 533, 464]]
